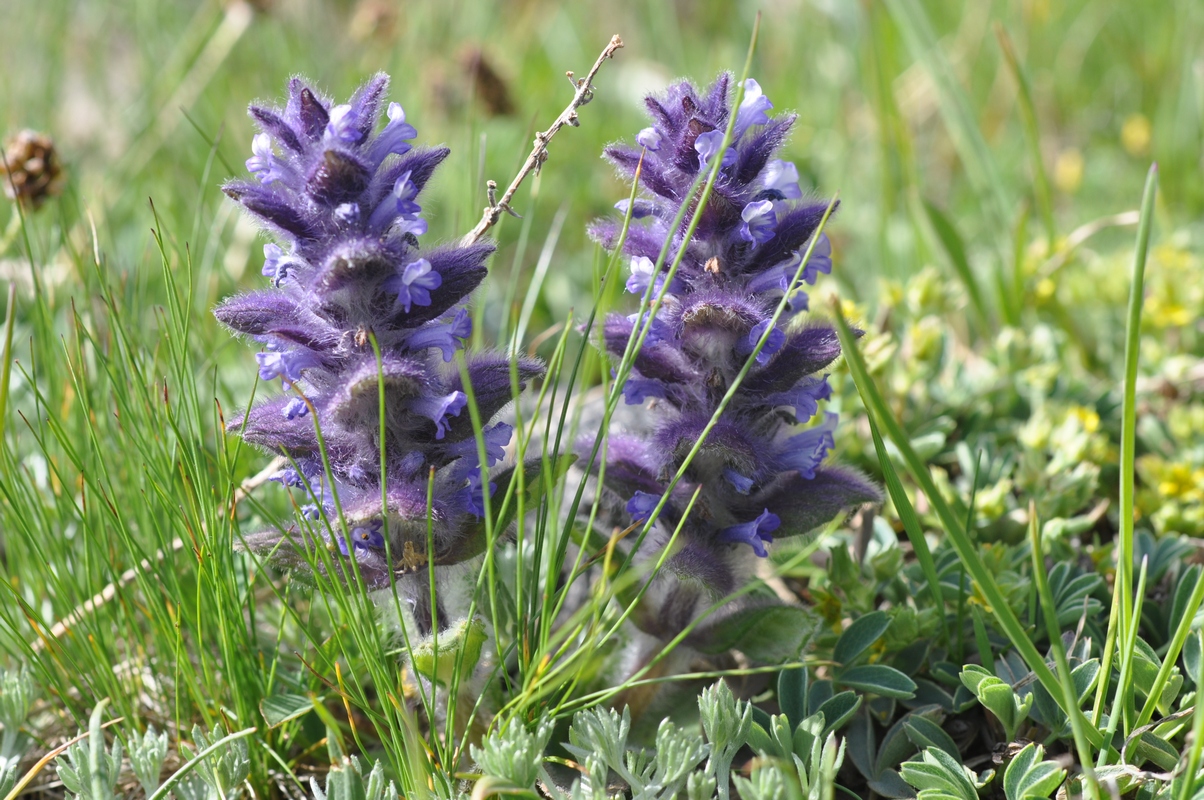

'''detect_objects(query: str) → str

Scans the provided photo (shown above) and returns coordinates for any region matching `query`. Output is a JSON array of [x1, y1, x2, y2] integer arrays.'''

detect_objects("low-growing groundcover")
[[1, 3, 1203, 799]]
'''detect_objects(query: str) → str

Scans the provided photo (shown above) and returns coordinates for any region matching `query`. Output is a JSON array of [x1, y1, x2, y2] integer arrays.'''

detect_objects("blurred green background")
[[3, 0, 1200, 340]]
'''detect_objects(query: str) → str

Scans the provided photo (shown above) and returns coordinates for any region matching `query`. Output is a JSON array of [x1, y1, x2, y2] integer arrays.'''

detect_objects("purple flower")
[[777, 412, 839, 479], [246, 134, 294, 185], [369, 170, 424, 233], [461, 470, 497, 517], [338, 520, 385, 555], [626, 491, 662, 522], [719, 509, 780, 557], [614, 198, 654, 219], [325, 104, 365, 145], [694, 131, 736, 169], [621, 376, 665, 405], [478, 422, 513, 466], [739, 200, 777, 245], [408, 308, 472, 362], [218, 74, 545, 593], [256, 345, 319, 387], [723, 467, 754, 494], [800, 234, 832, 284], [625, 255, 682, 297], [762, 159, 802, 201], [768, 375, 831, 421], [734, 79, 773, 139], [736, 319, 786, 365], [636, 127, 662, 151], [410, 390, 467, 440], [282, 397, 310, 420], [367, 102, 417, 165], [261, 243, 307, 286], [384, 258, 442, 313]]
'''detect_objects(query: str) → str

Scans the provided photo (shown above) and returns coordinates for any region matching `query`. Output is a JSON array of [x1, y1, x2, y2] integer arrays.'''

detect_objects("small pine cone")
[[2, 130, 64, 210]]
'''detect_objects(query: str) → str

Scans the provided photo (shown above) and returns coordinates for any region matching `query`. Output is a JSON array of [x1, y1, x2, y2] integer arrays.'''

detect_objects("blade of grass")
[[994, 23, 1055, 245], [0, 284, 14, 441], [1030, 506, 1101, 799], [832, 297, 1104, 748], [1115, 164, 1159, 639], [867, 417, 948, 644]]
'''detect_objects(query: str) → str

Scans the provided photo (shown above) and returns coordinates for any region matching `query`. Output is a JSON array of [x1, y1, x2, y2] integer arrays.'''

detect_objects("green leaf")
[[1126, 731, 1179, 773], [815, 691, 862, 736], [260, 694, 315, 729], [900, 747, 979, 800], [1131, 638, 1163, 699], [845, 711, 876, 781], [869, 768, 919, 799], [838, 665, 917, 700], [921, 199, 989, 329], [807, 678, 835, 716], [694, 604, 816, 662], [876, 705, 945, 775], [904, 715, 960, 761], [1185, 632, 1202, 688], [746, 722, 776, 758], [410, 616, 488, 686], [959, 665, 1031, 742], [833, 611, 892, 666], [777, 667, 808, 729], [1002, 743, 1066, 800]]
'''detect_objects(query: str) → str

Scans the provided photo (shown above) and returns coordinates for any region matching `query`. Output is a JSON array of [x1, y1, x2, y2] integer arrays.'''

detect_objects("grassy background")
[[4, 0, 1199, 326], [1, 0, 1202, 795]]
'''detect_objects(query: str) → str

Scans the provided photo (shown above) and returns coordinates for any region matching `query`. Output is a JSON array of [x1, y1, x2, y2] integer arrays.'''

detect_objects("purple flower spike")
[[585, 73, 878, 636], [220, 74, 545, 592], [719, 509, 780, 557]]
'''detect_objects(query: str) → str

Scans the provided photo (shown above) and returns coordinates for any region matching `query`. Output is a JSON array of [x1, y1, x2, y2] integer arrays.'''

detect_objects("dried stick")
[[460, 34, 624, 247]]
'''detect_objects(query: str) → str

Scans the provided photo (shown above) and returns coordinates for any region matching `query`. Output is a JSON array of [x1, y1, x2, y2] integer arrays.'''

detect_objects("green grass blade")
[[0, 284, 14, 442], [1030, 508, 1101, 798], [1115, 164, 1159, 638], [832, 299, 1104, 749], [994, 23, 1056, 244], [867, 417, 948, 645]]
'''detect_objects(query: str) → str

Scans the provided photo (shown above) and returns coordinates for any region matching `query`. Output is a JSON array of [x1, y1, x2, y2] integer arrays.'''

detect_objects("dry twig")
[[460, 34, 623, 247]]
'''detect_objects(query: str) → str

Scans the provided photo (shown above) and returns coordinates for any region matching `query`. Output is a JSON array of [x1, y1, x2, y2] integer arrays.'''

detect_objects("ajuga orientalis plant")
[[215, 75, 542, 613], [590, 74, 880, 640]]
